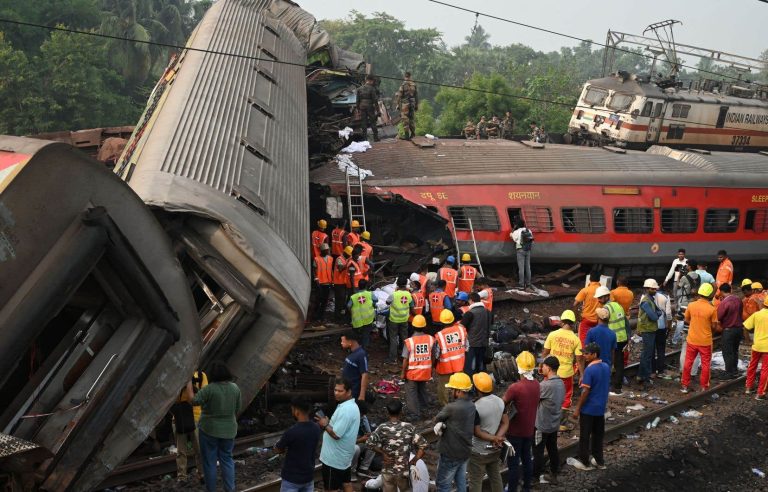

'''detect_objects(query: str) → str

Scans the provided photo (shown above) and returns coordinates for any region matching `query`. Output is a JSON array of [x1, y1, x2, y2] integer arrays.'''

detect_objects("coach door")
[[646, 101, 665, 143]]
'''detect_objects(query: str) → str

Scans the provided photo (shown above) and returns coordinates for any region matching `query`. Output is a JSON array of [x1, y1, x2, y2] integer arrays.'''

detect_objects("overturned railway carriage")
[[311, 139, 768, 264], [567, 74, 768, 151], [0, 136, 199, 491], [115, 0, 311, 409]]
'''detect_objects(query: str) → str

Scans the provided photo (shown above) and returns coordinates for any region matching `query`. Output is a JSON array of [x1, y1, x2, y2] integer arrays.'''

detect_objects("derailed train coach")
[[0, 136, 200, 491], [113, 0, 313, 411]]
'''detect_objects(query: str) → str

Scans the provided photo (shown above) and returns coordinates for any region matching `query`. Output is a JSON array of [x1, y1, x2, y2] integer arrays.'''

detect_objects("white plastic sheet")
[[335, 154, 374, 180]]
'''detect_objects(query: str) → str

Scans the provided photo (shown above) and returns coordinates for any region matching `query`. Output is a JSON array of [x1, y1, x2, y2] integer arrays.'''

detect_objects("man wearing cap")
[[682, 283, 719, 393], [585, 307, 617, 372], [744, 296, 768, 399], [359, 230, 373, 261], [598, 286, 630, 394], [636, 279, 662, 389], [462, 292, 492, 377], [454, 292, 471, 317], [534, 356, 564, 485], [717, 283, 743, 379], [457, 254, 478, 295], [312, 219, 330, 259], [571, 343, 611, 471], [434, 372, 476, 492], [401, 315, 435, 420], [434, 310, 469, 406], [542, 310, 584, 410], [333, 246, 352, 322], [574, 271, 603, 346], [469, 372, 508, 492], [312, 242, 334, 322], [503, 351, 540, 492], [387, 277, 415, 363]]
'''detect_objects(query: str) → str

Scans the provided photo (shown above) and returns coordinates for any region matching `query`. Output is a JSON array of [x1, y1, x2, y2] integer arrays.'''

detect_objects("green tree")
[[414, 99, 435, 136], [464, 24, 490, 50], [435, 72, 529, 135], [0, 31, 34, 134]]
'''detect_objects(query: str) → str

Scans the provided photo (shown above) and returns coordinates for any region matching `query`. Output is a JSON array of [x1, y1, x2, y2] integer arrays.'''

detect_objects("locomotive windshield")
[[607, 93, 634, 111], [584, 86, 608, 106]]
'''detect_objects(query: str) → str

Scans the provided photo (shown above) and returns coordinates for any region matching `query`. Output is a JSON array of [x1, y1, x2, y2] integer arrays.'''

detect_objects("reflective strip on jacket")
[[429, 291, 447, 322], [311, 230, 328, 258], [457, 265, 477, 293], [439, 267, 458, 297], [389, 290, 413, 323], [605, 301, 627, 342], [332, 256, 348, 285], [331, 228, 345, 256], [314, 255, 334, 285], [406, 334, 434, 381], [409, 292, 425, 322]]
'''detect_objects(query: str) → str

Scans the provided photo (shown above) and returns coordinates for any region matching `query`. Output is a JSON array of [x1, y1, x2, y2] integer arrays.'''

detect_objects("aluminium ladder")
[[450, 216, 485, 277], [345, 170, 366, 231]]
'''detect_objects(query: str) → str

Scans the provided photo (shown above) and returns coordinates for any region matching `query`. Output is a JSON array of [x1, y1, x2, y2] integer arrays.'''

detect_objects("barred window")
[[666, 124, 685, 139], [671, 104, 691, 118], [613, 208, 653, 233], [704, 209, 739, 233], [448, 206, 500, 231], [745, 209, 768, 232], [522, 206, 554, 232], [661, 208, 698, 233], [561, 207, 606, 233]]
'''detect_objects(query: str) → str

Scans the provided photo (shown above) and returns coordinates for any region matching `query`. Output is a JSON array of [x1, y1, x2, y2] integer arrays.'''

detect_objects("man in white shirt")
[[509, 219, 534, 291], [662, 249, 688, 299]]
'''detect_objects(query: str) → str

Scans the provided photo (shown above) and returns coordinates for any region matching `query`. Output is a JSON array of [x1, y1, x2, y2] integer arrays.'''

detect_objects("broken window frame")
[[703, 208, 739, 233], [745, 209, 768, 233], [561, 207, 606, 234]]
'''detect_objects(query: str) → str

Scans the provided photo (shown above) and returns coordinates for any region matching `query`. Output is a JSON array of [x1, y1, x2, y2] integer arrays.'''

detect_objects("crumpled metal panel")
[[116, 0, 311, 311]]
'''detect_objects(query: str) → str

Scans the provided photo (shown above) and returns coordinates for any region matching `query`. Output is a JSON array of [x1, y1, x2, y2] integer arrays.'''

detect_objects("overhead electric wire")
[[425, 0, 768, 88], [0, 17, 766, 136]]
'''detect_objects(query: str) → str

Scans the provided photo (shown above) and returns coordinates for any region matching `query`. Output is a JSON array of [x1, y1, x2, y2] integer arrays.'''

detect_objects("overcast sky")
[[296, 0, 767, 61]]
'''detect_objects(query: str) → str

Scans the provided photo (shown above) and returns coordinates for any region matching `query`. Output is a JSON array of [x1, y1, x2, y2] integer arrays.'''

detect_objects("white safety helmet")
[[643, 278, 660, 289], [593, 286, 611, 298]]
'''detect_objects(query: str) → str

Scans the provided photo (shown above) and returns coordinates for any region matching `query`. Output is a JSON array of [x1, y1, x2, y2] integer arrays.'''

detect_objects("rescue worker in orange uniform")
[[457, 254, 478, 295], [434, 309, 469, 406], [358, 231, 374, 282], [439, 256, 459, 298], [347, 220, 362, 248], [311, 219, 330, 259], [743, 280, 764, 320], [333, 246, 352, 322], [312, 243, 334, 321], [359, 230, 373, 260], [330, 220, 346, 257], [346, 245, 372, 295], [574, 271, 603, 346], [714, 250, 734, 305], [409, 279, 426, 326], [401, 315, 435, 420], [429, 280, 453, 328]]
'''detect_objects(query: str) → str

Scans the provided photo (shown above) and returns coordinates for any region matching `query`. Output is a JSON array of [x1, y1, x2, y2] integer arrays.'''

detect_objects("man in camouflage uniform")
[[367, 400, 428, 492], [502, 111, 515, 139], [393, 72, 418, 140], [463, 119, 476, 139], [356, 75, 380, 142], [487, 116, 501, 139], [476, 116, 488, 139], [529, 121, 542, 142]]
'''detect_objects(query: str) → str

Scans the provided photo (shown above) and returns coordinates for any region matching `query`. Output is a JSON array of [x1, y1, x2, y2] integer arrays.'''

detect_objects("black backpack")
[[520, 228, 534, 251]]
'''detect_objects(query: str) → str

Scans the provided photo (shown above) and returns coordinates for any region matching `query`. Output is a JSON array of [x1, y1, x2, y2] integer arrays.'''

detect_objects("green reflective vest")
[[389, 290, 413, 323], [350, 291, 375, 328], [605, 301, 627, 342], [637, 295, 658, 334]]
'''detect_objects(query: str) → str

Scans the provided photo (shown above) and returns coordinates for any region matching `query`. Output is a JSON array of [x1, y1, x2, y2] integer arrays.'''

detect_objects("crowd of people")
[[166, 232, 768, 491]]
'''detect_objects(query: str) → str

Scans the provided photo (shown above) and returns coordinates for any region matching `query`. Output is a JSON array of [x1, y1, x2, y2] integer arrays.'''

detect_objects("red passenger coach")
[[311, 139, 768, 265]]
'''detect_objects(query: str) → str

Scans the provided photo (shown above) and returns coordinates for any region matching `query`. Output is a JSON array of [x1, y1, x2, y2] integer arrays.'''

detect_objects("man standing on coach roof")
[[317, 378, 361, 492], [356, 75, 380, 142]]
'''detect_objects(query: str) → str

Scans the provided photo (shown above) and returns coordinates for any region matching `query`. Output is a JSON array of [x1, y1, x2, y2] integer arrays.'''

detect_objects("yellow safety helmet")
[[317, 219, 327, 229], [439, 309, 455, 325], [698, 283, 714, 297], [516, 351, 536, 372], [343, 246, 353, 256], [351, 220, 361, 229], [752, 282, 764, 290], [560, 309, 576, 324], [461, 253, 471, 262], [472, 372, 493, 393], [445, 372, 473, 391], [411, 314, 427, 329], [361, 230, 371, 240], [741, 278, 753, 288]]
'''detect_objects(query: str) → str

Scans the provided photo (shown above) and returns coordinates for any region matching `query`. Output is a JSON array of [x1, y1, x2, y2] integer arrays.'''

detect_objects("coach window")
[[640, 101, 653, 117], [613, 208, 653, 233], [448, 205, 500, 231], [661, 208, 698, 233], [671, 104, 691, 118], [745, 209, 768, 232], [584, 87, 608, 106], [608, 93, 634, 111], [704, 208, 739, 233], [561, 207, 606, 233], [652, 103, 663, 118], [666, 124, 685, 139], [522, 206, 554, 232]]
